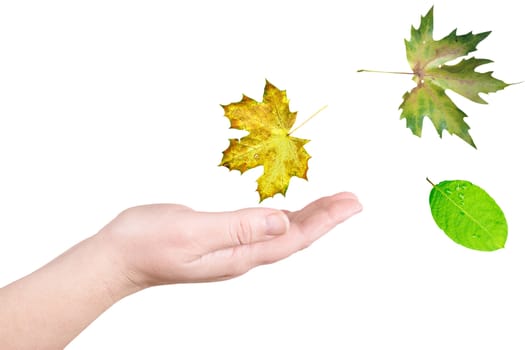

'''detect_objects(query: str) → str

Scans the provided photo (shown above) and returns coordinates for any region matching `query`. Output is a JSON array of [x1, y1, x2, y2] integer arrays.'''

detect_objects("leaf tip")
[[479, 30, 492, 39], [422, 6, 434, 24], [264, 79, 277, 91]]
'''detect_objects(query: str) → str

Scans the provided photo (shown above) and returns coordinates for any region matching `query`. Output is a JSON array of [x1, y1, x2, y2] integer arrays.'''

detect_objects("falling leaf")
[[427, 178, 507, 251], [399, 7, 509, 148], [220, 80, 310, 202]]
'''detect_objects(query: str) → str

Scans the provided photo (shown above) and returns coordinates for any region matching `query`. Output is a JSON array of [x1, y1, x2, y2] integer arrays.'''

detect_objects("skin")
[[0, 192, 362, 350]]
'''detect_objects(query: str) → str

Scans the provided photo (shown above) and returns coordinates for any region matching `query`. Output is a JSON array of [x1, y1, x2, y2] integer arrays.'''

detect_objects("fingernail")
[[265, 213, 288, 235]]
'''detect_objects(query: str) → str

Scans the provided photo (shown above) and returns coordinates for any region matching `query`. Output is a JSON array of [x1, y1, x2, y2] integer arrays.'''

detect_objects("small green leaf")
[[428, 178, 507, 251]]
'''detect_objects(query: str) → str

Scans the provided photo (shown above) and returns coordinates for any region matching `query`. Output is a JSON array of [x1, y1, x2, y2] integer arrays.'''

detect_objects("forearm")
[[0, 232, 140, 350]]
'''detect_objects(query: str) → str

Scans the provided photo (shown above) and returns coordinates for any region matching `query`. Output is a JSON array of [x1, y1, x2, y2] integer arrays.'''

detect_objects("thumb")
[[186, 208, 290, 251]]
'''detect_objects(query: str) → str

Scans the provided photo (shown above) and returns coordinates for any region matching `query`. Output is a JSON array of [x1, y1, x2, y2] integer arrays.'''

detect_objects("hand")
[[100, 192, 362, 291], [0, 192, 361, 349]]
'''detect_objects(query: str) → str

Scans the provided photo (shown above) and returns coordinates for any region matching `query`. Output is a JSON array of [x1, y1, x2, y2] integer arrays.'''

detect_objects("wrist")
[[90, 229, 144, 303]]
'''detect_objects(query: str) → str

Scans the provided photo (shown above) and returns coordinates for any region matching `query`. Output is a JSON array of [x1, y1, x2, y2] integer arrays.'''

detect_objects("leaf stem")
[[289, 105, 328, 136], [426, 177, 436, 187], [357, 69, 414, 75]]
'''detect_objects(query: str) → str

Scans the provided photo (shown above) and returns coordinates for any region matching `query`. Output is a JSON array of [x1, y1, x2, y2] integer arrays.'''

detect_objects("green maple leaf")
[[400, 7, 509, 148], [427, 178, 507, 251]]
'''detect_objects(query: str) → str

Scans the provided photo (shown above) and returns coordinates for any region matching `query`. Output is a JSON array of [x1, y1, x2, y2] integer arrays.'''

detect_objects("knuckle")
[[229, 213, 256, 245]]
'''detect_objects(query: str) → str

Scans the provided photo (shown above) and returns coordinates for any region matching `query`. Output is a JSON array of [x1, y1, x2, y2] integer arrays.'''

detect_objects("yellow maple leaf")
[[220, 80, 310, 202]]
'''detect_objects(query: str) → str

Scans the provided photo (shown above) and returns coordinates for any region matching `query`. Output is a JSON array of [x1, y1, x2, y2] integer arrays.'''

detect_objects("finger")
[[286, 192, 359, 223], [289, 192, 362, 230], [250, 193, 362, 264], [187, 193, 362, 281], [179, 208, 290, 252]]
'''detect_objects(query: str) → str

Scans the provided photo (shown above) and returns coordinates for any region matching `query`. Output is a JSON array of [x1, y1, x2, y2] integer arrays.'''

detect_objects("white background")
[[1, 0, 524, 349]]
